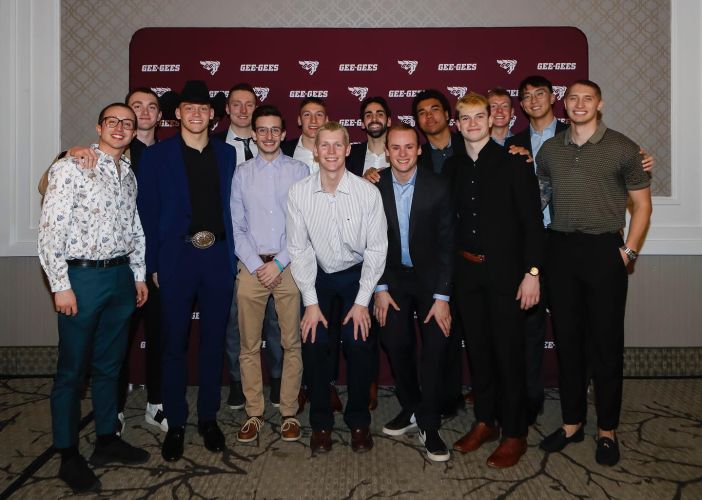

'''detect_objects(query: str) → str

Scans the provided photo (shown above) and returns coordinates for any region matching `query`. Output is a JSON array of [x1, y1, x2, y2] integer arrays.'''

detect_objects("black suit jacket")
[[347, 142, 368, 177], [444, 140, 544, 293], [505, 120, 569, 154], [375, 167, 453, 297], [417, 131, 466, 175], [280, 137, 298, 157], [211, 129, 228, 142]]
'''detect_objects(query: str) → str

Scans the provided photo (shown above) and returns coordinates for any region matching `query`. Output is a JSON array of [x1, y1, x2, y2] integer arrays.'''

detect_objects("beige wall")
[[3, 0, 697, 348]]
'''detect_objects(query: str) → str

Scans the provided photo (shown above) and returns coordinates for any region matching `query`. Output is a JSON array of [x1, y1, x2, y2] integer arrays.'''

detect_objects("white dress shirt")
[[225, 128, 259, 166], [286, 170, 387, 307], [292, 137, 319, 175], [38, 145, 146, 292], [362, 147, 390, 173]]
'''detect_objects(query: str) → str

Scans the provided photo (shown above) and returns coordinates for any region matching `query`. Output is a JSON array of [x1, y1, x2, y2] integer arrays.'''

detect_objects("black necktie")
[[235, 137, 254, 161]]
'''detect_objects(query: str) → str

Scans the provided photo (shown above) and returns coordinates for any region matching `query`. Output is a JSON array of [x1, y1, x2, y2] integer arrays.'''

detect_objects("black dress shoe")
[[540, 426, 585, 452], [595, 436, 620, 466], [162, 426, 185, 462], [310, 430, 332, 452], [351, 427, 373, 453], [58, 453, 101, 493], [198, 421, 225, 452], [90, 435, 150, 466]]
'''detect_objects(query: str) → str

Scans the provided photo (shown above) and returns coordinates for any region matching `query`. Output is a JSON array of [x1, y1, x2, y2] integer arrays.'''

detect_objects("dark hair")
[[125, 87, 161, 109], [98, 102, 135, 125], [299, 97, 327, 113], [251, 104, 286, 130], [487, 87, 512, 100], [518, 75, 554, 100], [412, 89, 451, 121], [566, 79, 602, 99], [359, 96, 391, 119], [227, 83, 257, 100], [386, 122, 420, 144]]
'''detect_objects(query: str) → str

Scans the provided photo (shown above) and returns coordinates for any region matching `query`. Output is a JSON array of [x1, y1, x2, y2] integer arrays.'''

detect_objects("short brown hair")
[[566, 79, 602, 99], [386, 122, 419, 145]]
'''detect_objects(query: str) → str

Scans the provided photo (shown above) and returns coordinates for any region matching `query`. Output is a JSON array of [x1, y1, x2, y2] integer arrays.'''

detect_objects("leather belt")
[[66, 255, 129, 268], [459, 250, 486, 264], [184, 231, 226, 249], [259, 254, 276, 263]]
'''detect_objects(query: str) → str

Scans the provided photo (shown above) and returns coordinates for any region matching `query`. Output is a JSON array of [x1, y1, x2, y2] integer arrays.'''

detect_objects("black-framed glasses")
[[102, 116, 136, 130], [255, 126, 282, 137]]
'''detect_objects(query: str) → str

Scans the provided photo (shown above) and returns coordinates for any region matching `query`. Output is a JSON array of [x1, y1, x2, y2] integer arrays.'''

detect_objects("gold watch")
[[528, 267, 540, 277]]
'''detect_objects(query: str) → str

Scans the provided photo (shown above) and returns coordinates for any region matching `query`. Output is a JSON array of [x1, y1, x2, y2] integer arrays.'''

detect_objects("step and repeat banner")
[[128, 27, 588, 386]]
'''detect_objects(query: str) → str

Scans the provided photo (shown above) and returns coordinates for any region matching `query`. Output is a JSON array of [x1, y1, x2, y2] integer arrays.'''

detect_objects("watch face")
[[529, 267, 539, 276]]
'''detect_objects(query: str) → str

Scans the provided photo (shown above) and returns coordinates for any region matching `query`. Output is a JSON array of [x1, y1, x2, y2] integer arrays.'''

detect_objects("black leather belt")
[[66, 256, 129, 268], [259, 254, 276, 263]]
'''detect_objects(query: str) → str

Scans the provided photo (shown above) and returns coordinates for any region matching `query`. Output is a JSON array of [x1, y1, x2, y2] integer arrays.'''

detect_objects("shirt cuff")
[[354, 289, 373, 307], [301, 288, 319, 307], [433, 294, 450, 302], [374, 284, 388, 293]]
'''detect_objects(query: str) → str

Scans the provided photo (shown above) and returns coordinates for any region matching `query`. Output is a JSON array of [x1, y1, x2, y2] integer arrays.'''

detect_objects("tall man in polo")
[[373, 123, 453, 462], [138, 80, 237, 462], [231, 105, 308, 443], [213, 82, 284, 411], [537, 80, 652, 467], [286, 122, 387, 453], [446, 92, 544, 469], [39, 103, 150, 493]]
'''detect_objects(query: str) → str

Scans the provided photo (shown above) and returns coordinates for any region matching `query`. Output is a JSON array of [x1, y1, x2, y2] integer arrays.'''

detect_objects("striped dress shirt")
[[286, 169, 388, 307]]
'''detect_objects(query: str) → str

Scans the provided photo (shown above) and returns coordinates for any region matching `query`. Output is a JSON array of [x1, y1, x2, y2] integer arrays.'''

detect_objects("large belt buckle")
[[191, 231, 215, 249]]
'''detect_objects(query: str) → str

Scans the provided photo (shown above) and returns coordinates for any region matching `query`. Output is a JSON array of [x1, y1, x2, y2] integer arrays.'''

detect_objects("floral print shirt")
[[38, 145, 146, 292]]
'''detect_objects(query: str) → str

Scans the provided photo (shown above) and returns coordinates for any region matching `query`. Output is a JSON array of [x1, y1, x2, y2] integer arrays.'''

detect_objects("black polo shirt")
[[182, 139, 225, 235]]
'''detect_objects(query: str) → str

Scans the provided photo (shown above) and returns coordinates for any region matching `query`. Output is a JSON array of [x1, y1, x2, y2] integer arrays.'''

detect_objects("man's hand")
[[516, 274, 540, 310], [268, 273, 283, 290], [55, 289, 78, 316], [152, 273, 159, 288], [256, 261, 281, 288], [424, 299, 451, 337], [343, 304, 372, 341], [363, 167, 381, 184], [507, 145, 533, 163], [301, 304, 328, 344], [67, 146, 98, 169], [640, 148, 654, 172], [373, 290, 399, 327], [619, 247, 630, 266], [135, 281, 148, 308]]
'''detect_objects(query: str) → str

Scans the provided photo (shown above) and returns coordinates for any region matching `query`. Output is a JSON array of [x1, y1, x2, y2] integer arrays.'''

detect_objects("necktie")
[[235, 137, 254, 161]]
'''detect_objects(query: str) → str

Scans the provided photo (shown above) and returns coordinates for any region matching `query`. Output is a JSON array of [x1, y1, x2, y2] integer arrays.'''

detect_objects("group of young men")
[[38, 74, 653, 493]]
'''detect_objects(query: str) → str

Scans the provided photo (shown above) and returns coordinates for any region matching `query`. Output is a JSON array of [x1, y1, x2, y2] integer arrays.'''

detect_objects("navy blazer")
[[347, 141, 368, 177], [137, 134, 237, 281]]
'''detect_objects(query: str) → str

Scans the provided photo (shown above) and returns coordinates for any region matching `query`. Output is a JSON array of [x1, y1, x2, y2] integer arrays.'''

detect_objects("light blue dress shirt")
[[530, 118, 559, 227]]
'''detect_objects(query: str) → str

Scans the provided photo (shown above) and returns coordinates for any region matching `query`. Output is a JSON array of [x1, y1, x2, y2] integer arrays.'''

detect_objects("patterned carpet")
[[1, 378, 701, 499]]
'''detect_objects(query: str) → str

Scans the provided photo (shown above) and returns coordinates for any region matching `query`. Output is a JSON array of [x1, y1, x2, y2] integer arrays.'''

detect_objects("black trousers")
[[547, 230, 628, 431], [303, 264, 372, 431], [118, 275, 162, 411], [523, 276, 547, 424], [454, 258, 527, 438], [379, 270, 450, 432]]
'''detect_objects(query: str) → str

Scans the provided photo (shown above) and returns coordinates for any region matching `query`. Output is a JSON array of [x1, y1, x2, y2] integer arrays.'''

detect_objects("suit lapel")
[[380, 172, 402, 251], [408, 167, 423, 243]]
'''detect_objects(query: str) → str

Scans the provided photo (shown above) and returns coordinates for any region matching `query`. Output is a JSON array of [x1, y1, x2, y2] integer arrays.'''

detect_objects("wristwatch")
[[528, 267, 540, 277], [620, 246, 638, 262]]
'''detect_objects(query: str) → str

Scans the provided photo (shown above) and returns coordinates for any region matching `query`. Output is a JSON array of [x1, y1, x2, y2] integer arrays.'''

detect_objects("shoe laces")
[[281, 418, 301, 432], [242, 416, 263, 433]]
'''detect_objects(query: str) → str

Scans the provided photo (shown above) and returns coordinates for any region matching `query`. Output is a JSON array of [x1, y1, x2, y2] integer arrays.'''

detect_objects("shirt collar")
[[254, 151, 283, 167], [91, 144, 131, 168], [313, 169, 351, 194], [391, 168, 417, 187], [564, 121, 607, 145], [428, 136, 452, 151], [227, 128, 252, 141], [530, 118, 559, 137]]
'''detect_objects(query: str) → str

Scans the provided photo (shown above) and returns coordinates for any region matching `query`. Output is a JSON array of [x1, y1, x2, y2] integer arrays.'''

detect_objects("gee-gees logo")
[[289, 90, 329, 98], [299, 60, 320, 75], [339, 64, 378, 71], [240, 64, 279, 71], [397, 60, 419, 75], [509, 115, 517, 129], [397, 115, 416, 127], [437, 63, 477, 71], [553, 85, 567, 100], [253, 87, 270, 102], [151, 87, 171, 97], [348, 87, 369, 101], [496, 59, 518, 74], [141, 64, 180, 72], [387, 90, 424, 98], [200, 60, 220, 76], [537, 62, 576, 70], [447, 86, 468, 99]]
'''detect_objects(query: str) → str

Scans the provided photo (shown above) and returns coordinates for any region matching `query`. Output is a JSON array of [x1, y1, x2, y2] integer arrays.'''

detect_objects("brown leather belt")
[[259, 254, 276, 263], [459, 251, 486, 264]]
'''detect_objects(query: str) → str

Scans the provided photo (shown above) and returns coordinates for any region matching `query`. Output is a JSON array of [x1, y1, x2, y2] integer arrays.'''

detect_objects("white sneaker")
[[116, 412, 125, 437], [145, 403, 169, 432]]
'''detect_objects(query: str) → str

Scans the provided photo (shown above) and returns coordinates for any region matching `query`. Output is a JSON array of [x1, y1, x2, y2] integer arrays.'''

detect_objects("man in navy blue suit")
[[137, 80, 237, 462]]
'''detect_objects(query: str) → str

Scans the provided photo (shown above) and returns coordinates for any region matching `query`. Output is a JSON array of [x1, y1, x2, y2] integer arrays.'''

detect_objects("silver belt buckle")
[[191, 231, 215, 249]]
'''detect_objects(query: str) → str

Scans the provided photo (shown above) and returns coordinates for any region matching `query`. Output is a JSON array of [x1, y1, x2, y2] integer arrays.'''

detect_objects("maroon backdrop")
[[128, 27, 588, 387]]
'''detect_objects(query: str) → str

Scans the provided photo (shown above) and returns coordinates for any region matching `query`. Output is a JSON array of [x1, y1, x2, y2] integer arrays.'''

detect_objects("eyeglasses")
[[521, 89, 549, 102], [102, 116, 136, 130], [255, 126, 283, 137]]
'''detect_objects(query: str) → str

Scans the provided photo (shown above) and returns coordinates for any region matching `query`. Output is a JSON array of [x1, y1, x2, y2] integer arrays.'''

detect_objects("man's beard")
[[366, 122, 387, 139]]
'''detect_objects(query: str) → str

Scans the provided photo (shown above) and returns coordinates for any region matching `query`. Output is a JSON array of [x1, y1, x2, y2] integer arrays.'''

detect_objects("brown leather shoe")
[[280, 417, 301, 442], [368, 382, 378, 411], [486, 437, 527, 468], [350, 427, 373, 453], [453, 422, 499, 453], [310, 430, 332, 452], [237, 416, 263, 443], [330, 385, 343, 413], [296, 388, 308, 415], [464, 390, 476, 405]]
